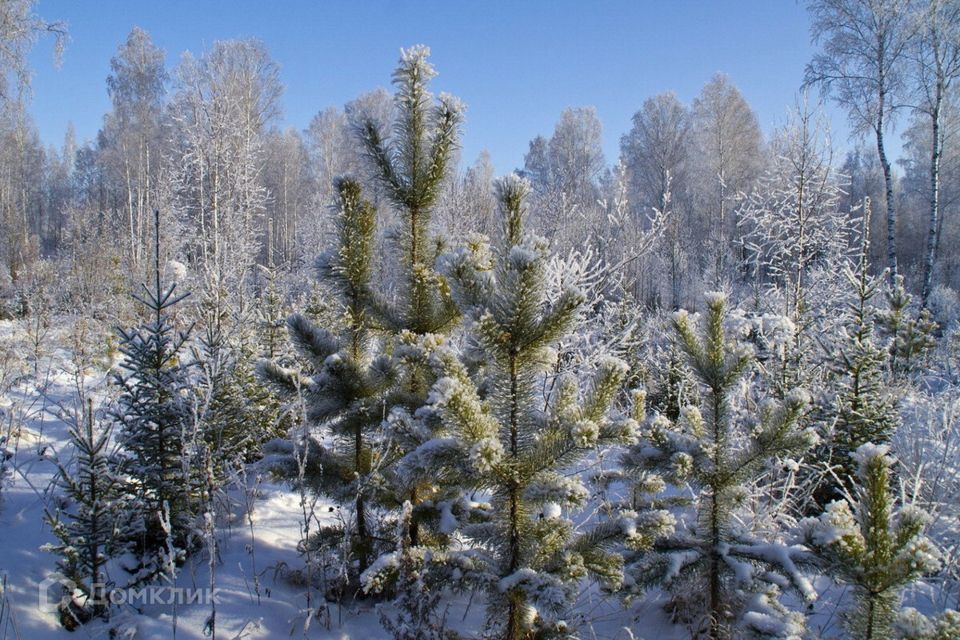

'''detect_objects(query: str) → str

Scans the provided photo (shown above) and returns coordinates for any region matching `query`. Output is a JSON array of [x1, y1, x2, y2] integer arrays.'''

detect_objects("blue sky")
[[27, 0, 860, 173]]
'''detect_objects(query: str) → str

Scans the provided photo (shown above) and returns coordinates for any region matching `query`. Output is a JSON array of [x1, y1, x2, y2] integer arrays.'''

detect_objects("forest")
[[1, 1, 960, 639]]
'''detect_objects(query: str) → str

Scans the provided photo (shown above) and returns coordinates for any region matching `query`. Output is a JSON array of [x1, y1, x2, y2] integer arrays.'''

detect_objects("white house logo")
[[37, 573, 74, 613], [37, 574, 220, 611]]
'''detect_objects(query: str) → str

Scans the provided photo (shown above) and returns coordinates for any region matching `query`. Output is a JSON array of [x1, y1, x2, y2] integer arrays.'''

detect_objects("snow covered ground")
[[0, 321, 652, 639], [0, 318, 950, 640]]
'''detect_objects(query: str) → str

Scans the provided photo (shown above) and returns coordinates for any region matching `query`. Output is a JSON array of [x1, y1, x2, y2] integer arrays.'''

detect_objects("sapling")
[[43, 399, 128, 627], [367, 176, 666, 639], [799, 443, 942, 640], [623, 292, 819, 639]]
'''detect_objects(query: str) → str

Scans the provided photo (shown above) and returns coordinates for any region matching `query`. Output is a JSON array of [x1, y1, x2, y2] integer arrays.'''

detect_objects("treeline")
[[2, 2, 960, 321]]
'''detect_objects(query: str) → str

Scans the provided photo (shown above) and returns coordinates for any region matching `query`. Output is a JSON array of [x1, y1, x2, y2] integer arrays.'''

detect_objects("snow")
[[2, 282, 958, 640], [468, 436, 504, 473], [703, 291, 726, 307], [729, 543, 817, 603], [498, 567, 538, 592], [851, 442, 893, 471], [542, 502, 562, 520], [0, 332, 381, 640], [438, 502, 459, 534]]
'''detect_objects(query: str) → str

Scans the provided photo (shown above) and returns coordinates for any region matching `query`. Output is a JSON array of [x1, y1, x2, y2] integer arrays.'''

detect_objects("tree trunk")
[[506, 355, 524, 640], [709, 386, 725, 640], [355, 420, 368, 573], [922, 89, 943, 306], [865, 592, 876, 640], [875, 91, 898, 282]]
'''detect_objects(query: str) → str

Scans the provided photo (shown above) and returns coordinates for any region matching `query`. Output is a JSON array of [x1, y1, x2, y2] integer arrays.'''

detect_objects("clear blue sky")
[[27, 0, 864, 173]]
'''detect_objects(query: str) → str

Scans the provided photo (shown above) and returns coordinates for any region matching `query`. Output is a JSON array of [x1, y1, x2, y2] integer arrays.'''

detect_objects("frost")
[[760, 313, 797, 338], [438, 91, 465, 117], [669, 451, 693, 481], [896, 536, 941, 574], [704, 290, 726, 306], [597, 355, 630, 377], [570, 418, 599, 447], [494, 173, 531, 198], [469, 436, 504, 473], [650, 413, 672, 432], [398, 44, 436, 79], [896, 607, 935, 638], [163, 260, 187, 282], [427, 377, 458, 406], [524, 473, 588, 508], [508, 245, 539, 270], [785, 388, 811, 407]]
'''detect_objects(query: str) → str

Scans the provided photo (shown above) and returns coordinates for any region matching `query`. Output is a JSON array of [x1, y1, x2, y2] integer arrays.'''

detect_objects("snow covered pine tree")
[[799, 443, 943, 640], [352, 44, 464, 548], [822, 205, 898, 504], [365, 175, 664, 639], [623, 292, 819, 639], [259, 177, 393, 578], [44, 399, 128, 628], [111, 210, 198, 580]]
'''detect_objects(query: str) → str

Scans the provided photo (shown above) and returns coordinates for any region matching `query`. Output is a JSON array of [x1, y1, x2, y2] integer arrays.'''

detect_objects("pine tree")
[[367, 176, 662, 639], [647, 340, 700, 422], [260, 178, 394, 576], [43, 400, 128, 627], [375, 502, 452, 640], [257, 257, 287, 360], [353, 43, 462, 338], [624, 292, 819, 639], [352, 45, 464, 546], [877, 274, 938, 376], [798, 443, 942, 640], [824, 205, 899, 503], [195, 276, 285, 469], [111, 210, 197, 574]]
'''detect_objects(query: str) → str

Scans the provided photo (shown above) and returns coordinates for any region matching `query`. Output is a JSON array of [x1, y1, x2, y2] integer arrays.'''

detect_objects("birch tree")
[[806, 0, 920, 282], [908, 0, 960, 303], [690, 74, 763, 287], [103, 27, 168, 273]]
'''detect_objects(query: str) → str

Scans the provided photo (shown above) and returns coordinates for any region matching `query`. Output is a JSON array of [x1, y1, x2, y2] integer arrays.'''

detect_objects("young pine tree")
[[375, 501, 451, 640], [195, 277, 285, 469], [799, 444, 942, 640], [877, 275, 938, 377], [111, 210, 198, 575], [823, 206, 899, 503], [370, 176, 661, 639], [260, 178, 394, 576], [624, 292, 819, 639], [44, 400, 128, 627], [353, 44, 463, 546]]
